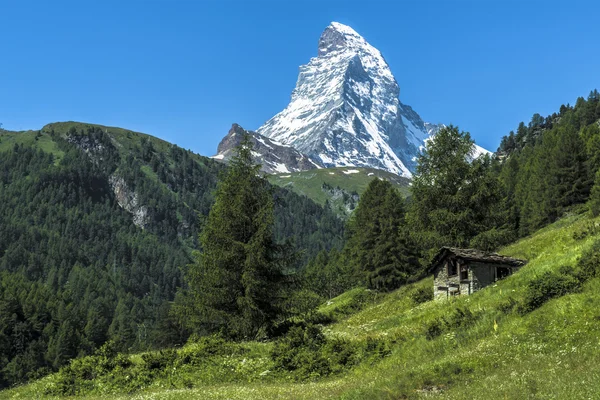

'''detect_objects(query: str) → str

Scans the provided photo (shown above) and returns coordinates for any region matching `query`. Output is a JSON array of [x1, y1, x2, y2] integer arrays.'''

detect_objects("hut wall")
[[433, 259, 462, 299]]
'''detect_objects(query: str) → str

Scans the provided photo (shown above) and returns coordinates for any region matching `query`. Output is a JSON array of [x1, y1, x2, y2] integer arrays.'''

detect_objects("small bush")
[[271, 325, 331, 379], [425, 319, 443, 340], [497, 297, 518, 314], [572, 222, 600, 241], [45, 342, 136, 396], [141, 349, 177, 371], [577, 239, 600, 279], [305, 311, 335, 325], [411, 286, 433, 305], [178, 335, 244, 366], [271, 324, 387, 380], [444, 306, 477, 329], [518, 266, 581, 314], [362, 336, 391, 361], [424, 306, 482, 340]]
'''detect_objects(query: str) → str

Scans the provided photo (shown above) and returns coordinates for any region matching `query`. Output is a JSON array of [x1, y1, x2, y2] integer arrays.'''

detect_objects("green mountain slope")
[[0, 122, 344, 389], [268, 167, 411, 217], [7, 213, 600, 399]]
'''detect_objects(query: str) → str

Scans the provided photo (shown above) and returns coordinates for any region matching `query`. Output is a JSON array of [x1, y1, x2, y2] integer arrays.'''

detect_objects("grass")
[[267, 167, 410, 217], [4, 204, 600, 399], [0, 129, 64, 163], [42, 122, 175, 159]]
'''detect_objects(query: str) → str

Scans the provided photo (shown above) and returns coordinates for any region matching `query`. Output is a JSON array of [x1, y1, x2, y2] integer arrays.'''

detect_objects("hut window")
[[497, 267, 510, 280], [460, 265, 468, 280], [447, 259, 458, 276]]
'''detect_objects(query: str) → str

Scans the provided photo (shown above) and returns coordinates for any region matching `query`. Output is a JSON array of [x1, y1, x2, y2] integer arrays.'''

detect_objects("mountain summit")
[[255, 22, 486, 177], [214, 22, 488, 176]]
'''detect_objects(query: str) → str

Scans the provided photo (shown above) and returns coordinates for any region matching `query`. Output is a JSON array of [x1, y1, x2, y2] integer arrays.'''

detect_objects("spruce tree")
[[177, 134, 287, 339], [346, 179, 419, 291]]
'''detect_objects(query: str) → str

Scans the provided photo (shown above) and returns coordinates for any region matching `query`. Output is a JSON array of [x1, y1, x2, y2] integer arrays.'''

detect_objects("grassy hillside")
[[5, 212, 600, 399], [0, 129, 64, 162], [268, 167, 411, 217]]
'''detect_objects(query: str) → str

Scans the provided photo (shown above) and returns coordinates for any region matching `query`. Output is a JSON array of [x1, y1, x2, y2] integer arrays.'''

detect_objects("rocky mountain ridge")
[[213, 124, 322, 174]]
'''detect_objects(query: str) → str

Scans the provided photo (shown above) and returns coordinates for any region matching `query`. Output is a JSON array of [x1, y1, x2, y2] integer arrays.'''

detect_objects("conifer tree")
[[346, 179, 419, 291], [177, 134, 287, 339]]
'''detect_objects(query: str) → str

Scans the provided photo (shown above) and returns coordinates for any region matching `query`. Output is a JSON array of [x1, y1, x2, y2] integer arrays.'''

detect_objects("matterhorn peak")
[[254, 23, 488, 177], [318, 22, 364, 56]]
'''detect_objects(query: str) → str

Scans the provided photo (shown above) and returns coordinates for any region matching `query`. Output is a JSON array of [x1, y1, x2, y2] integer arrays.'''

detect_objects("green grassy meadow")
[[268, 167, 411, 217], [4, 213, 600, 399]]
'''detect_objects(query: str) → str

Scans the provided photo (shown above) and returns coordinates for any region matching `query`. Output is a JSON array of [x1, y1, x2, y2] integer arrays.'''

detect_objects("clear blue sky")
[[2, 0, 599, 155]]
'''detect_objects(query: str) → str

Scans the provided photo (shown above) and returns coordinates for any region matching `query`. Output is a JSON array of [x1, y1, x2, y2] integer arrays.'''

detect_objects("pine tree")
[[345, 179, 419, 291], [176, 134, 287, 339], [553, 125, 590, 207]]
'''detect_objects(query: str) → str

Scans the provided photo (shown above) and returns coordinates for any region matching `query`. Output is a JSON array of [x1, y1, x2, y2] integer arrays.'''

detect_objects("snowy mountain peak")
[[318, 22, 366, 55], [255, 23, 488, 177]]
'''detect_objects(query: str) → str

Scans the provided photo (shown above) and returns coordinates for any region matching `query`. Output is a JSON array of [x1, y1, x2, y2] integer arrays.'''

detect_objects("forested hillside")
[[496, 90, 600, 236], [0, 122, 343, 388]]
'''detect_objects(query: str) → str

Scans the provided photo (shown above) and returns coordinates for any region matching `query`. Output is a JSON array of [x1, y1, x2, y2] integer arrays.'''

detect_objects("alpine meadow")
[[2, 6, 600, 400]]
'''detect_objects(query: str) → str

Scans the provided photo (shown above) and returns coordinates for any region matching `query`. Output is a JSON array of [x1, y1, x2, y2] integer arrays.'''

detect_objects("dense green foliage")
[[409, 125, 508, 255], [173, 135, 290, 339], [403, 91, 600, 258], [497, 91, 600, 236], [41, 336, 254, 397], [346, 179, 420, 290], [0, 123, 343, 388], [303, 179, 419, 298], [270, 324, 390, 381]]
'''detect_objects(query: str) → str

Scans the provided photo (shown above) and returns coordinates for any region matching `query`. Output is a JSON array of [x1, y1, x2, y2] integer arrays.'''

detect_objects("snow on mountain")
[[213, 124, 323, 174], [256, 22, 489, 177]]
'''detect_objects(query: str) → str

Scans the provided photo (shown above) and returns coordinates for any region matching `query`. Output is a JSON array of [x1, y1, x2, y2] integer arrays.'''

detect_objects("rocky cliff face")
[[109, 175, 149, 229], [66, 131, 149, 229], [213, 124, 322, 174], [255, 22, 487, 177]]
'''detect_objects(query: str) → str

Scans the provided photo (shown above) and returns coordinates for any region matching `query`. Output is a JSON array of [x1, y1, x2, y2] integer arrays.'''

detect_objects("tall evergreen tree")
[[175, 135, 288, 339], [345, 179, 419, 291], [409, 125, 505, 254]]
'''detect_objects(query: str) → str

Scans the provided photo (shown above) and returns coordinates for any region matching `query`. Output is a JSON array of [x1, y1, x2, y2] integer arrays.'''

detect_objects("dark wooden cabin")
[[429, 247, 527, 300]]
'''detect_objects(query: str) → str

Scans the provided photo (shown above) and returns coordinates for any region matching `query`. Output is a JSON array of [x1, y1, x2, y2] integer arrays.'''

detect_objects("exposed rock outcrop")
[[213, 123, 323, 174], [109, 175, 149, 229]]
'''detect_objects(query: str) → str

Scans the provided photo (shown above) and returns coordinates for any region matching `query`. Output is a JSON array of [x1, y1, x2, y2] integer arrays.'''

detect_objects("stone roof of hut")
[[428, 247, 527, 272]]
